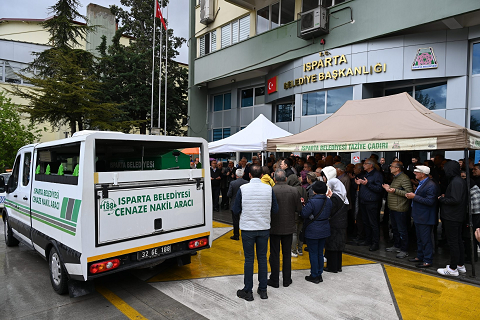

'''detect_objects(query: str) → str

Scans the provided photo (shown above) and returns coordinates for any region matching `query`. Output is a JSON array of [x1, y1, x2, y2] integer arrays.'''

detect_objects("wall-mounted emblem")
[[267, 76, 277, 94], [412, 47, 438, 70]]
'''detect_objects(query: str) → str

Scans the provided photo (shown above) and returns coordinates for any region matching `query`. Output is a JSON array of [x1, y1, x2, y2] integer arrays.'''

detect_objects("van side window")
[[35, 142, 80, 185], [22, 152, 32, 186], [95, 140, 199, 172], [7, 156, 21, 193]]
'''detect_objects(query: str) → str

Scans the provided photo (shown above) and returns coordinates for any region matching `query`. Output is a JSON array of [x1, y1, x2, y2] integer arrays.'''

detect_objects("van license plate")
[[137, 245, 171, 260]]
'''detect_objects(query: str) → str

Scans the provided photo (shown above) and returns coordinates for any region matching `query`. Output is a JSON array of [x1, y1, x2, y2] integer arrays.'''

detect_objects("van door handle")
[[23, 196, 28, 200], [14, 195, 17, 198]]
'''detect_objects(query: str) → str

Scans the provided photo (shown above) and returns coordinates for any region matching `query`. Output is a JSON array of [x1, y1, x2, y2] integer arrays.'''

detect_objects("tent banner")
[[469, 136, 480, 150], [275, 137, 437, 153]]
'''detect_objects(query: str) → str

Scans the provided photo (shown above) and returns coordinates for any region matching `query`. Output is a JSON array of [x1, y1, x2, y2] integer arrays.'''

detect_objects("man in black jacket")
[[227, 169, 248, 240], [269, 169, 303, 288], [355, 159, 384, 251], [437, 160, 467, 277], [210, 160, 221, 212]]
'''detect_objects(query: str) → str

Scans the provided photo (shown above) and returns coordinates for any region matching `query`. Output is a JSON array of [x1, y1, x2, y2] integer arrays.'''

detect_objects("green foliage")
[[100, 0, 188, 135], [0, 92, 42, 172]]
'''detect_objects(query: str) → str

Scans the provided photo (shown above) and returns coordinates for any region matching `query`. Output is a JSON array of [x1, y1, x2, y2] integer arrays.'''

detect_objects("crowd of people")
[[208, 153, 480, 301]]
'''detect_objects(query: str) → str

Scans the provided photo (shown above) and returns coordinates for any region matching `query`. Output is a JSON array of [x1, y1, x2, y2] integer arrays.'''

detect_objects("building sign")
[[283, 51, 387, 90], [275, 138, 437, 152], [412, 47, 438, 70], [267, 76, 277, 94]]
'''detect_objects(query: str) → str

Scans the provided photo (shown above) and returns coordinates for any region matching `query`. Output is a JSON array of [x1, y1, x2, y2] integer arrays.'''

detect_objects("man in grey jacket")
[[227, 169, 248, 240], [268, 169, 303, 288]]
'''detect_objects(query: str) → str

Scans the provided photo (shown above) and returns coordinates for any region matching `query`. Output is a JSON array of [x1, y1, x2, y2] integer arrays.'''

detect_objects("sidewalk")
[[213, 206, 480, 286]]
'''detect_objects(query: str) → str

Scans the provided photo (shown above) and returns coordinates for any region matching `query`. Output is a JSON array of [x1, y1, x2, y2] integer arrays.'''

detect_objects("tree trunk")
[[70, 120, 77, 136]]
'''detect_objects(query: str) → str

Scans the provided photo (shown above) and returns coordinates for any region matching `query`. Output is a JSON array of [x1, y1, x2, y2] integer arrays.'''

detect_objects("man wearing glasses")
[[355, 159, 384, 251], [382, 161, 413, 258]]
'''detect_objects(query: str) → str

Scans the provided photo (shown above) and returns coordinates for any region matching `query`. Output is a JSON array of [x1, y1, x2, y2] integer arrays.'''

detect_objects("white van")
[[3, 132, 212, 295]]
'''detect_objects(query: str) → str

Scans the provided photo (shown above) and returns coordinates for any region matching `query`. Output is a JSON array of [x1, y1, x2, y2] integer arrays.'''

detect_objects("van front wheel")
[[4, 217, 19, 247], [49, 247, 68, 295]]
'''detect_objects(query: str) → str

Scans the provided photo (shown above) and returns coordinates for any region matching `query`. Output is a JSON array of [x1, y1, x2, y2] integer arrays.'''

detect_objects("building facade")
[[188, 0, 480, 161]]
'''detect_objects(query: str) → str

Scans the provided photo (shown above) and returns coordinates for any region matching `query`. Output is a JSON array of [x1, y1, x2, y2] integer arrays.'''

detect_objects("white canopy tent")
[[208, 114, 292, 153]]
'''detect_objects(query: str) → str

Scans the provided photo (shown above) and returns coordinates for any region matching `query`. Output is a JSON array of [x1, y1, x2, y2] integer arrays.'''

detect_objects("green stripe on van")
[[71, 199, 81, 223], [60, 197, 69, 219]]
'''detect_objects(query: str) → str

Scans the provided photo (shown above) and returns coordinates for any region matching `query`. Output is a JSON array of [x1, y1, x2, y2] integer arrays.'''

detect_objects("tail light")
[[188, 237, 208, 249], [89, 258, 120, 274]]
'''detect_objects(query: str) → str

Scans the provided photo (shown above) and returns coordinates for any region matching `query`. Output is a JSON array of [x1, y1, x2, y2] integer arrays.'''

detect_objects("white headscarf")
[[327, 178, 349, 205]]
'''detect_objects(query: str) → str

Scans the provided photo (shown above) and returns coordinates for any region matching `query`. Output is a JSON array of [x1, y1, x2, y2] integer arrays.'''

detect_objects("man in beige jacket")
[[382, 161, 413, 258]]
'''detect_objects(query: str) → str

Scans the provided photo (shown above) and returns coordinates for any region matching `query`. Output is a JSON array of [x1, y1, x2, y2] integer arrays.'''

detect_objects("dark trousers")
[[241, 230, 269, 292], [306, 238, 326, 277], [221, 187, 229, 208], [361, 202, 380, 245], [390, 210, 409, 252], [212, 186, 220, 211], [415, 223, 434, 264], [443, 219, 465, 269], [269, 234, 293, 285], [325, 250, 343, 272], [231, 210, 240, 238]]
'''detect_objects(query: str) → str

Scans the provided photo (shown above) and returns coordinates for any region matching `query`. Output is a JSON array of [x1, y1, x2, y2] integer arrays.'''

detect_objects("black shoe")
[[257, 288, 268, 299], [305, 275, 322, 284], [338, 268, 342, 272], [230, 236, 239, 240], [369, 244, 379, 251], [267, 279, 279, 288], [237, 289, 254, 301], [214, 208, 219, 212], [416, 263, 432, 268], [358, 241, 371, 246], [283, 279, 293, 287], [408, 257, 421, 262], [304, 247, 309, 252], [323, 267, 337, 273]]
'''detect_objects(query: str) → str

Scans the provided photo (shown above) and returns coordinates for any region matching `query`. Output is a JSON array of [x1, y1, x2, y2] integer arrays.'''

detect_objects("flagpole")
[[164, 5, 168, 136], [150, 0, 157, 134], [158, 0, 164, 130]]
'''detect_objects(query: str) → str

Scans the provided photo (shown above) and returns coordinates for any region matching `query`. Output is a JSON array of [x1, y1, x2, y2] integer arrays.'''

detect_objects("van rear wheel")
[[49, 247, 68, 295], [4, 217, 19, 247]]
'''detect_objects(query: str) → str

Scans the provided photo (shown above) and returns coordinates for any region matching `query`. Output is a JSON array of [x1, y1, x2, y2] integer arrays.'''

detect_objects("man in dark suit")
[[210, 160, 221, 212], [227, 169, 248, 240], [405, 165, 439, 268]]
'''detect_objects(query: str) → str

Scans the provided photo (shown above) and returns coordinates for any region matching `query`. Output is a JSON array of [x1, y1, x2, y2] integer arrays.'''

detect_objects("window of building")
[[470, 110, 480, 132], [241, 86, 265, 107], [0, 60, 33, 85], [223, 128, 231, 138], [257, 0, 295, 35], [302, 86, 353, 115], [276, 103, 294, 122], [384, 82, 447, 110], [213, 129, 223, 141], [473, 42, 480, 75], [199, 30, 216, 57], [213, 93, 231, 112], [302, 0, 345, 12], [221, 15, 250, 48]]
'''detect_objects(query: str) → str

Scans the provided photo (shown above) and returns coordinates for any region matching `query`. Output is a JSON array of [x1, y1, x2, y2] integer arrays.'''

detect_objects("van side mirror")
[[0, 176, 5, 193]]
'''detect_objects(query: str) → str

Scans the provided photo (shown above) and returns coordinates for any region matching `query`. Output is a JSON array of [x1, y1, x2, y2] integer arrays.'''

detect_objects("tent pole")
[[465, 149, 476, 277]]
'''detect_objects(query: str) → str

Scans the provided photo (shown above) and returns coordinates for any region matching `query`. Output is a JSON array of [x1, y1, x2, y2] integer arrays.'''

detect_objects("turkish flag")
[[155, 0, 167, 31], [267, 76, 277, 94]]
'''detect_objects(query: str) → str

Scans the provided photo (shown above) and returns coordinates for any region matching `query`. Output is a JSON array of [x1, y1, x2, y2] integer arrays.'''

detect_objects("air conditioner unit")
[[200, 0, 215, 25], [298, 6, 328, 39]]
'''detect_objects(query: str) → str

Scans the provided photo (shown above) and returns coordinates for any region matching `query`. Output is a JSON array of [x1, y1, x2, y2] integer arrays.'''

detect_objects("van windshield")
[[95, 139, 202, 172]]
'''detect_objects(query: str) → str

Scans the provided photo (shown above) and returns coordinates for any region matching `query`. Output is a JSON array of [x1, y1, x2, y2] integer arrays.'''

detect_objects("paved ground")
[[2, 218, 480, 319]]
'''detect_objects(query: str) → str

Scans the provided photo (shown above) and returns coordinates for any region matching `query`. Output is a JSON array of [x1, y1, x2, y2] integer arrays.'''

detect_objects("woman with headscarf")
[[321, 166, 349, 273]]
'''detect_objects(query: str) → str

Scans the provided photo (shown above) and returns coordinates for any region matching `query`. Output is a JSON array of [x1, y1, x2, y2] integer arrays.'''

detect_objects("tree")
[[9, 0, 124, 135], [0, 92, 42, 172], [101, 0, 188, 135]]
